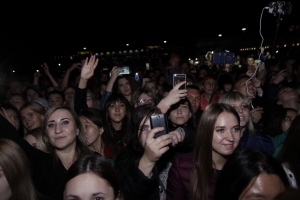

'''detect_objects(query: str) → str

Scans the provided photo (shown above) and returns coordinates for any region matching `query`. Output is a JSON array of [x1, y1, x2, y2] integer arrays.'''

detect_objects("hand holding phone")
[[150, 114, 169, 139], [173, 74, 186, 90]]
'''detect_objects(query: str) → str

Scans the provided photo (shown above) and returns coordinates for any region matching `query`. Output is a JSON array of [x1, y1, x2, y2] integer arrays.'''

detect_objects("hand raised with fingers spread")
[[162, 81, 187, 108], [42, 62, 51, 76], [80, 55, 99, 80]]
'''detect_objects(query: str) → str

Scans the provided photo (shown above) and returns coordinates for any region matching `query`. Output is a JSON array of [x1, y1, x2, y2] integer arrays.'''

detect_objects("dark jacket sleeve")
[[101, 90, 112, 110], [114, 148, 160, 200], [166, 152, 192, 200], [74, 87, 88, 113]]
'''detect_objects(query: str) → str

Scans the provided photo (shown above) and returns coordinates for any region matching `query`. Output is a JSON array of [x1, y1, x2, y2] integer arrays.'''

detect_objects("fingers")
[[147, 127, 164, 140], [168, 131, 182, 146], [174, 81, 186, 90]]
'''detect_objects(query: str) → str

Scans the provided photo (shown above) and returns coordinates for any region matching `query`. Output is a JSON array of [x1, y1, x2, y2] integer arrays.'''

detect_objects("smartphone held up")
[[150, 114, 169, 139]]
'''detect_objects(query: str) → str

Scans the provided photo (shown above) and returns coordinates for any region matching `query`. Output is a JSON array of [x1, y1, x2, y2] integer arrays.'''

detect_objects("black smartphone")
[[150, 114, 169, 139], [173, 74, 186, 90]]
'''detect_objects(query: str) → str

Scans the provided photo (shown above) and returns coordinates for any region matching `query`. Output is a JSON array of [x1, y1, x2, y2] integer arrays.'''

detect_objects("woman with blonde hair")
[[0, 139, 38, 200], [0, 57, 97, 200], [219, 91, 274, 155], [20, 102, 46, 134]]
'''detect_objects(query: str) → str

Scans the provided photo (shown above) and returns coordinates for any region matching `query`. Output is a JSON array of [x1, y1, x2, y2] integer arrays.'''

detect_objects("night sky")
[[0, 1, 299, 71]]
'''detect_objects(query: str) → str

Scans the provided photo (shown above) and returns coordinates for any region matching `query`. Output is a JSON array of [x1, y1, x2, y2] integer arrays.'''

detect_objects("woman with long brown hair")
[[167, 103, 241, 200]]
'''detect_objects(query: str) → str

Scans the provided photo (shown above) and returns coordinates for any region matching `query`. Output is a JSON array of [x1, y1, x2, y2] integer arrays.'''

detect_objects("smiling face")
[[239, 173, 285, 200], [169, 101, 191, 126], [64, 173, 116, 200], [212, 112, 241, 160], [227, 99, 250, 128], [21, 108, 44, 131], [46, 109, 79, 150]]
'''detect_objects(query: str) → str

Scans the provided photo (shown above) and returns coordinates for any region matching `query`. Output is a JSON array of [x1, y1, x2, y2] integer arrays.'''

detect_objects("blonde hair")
[[0, 139, 38, 200], [219, 91, 255, 135]]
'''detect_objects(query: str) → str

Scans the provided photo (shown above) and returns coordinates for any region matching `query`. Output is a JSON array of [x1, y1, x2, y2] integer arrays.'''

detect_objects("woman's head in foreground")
[[63, 155, 121, 200], [0, 139, 37, 200], [214, 149, 289, 200]]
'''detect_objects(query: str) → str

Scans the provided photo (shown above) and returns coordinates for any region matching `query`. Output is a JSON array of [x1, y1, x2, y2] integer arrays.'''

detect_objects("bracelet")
[[176, 127, 185, 140]]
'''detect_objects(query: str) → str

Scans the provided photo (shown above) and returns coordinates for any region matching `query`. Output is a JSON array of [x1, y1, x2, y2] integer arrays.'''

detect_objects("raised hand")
[[250, 107, 264, 123], [80, 55, 99, 80], [67, 62, 82, 73], [42, 62, 51, 76], [272, 70, 288, 84], [110, 66, 120, 79], [162, 81, 187, 108]]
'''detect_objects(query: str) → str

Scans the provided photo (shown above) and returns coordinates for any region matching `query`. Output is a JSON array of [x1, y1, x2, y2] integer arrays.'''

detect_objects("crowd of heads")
[[1, 49, 300, 199]]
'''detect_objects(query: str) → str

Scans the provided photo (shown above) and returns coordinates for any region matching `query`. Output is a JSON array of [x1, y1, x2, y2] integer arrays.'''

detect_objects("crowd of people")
[[1, 48, 300, 200]]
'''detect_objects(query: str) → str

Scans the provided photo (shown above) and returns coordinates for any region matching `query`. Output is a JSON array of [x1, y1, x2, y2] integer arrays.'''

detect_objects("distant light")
[[58, 63, 61, 66], [276, 50, 279, 53], [83, 47, 86, 50], [36, 70, 39, 72], [188, 58, 191, 60], [164, 41, 167, 43], [218, 34, 222, 37], [297, 43, 300, 46], [126, 44, 129, 46], [12, 70, 15, 73], [242, 28, 246, 31], [95, 53, 99, 56], [284, 44, 287, 47]]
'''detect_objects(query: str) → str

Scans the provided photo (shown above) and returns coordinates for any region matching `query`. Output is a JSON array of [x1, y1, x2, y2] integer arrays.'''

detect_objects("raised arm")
[[78, 55, 99, 89], [74, 56, 99, 112], [42, 62, 60, 90], [61, 62, 82, 90], [100, 66, 119, 109], [157, 81, 187, 113]]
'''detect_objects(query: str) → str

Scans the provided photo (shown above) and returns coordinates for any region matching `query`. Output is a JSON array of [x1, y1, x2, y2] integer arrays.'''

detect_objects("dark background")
[[0, 1, 299, 72]]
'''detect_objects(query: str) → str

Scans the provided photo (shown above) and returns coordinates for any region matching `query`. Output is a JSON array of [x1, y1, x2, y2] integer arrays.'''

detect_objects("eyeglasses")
[[137, 99, 154, 105]]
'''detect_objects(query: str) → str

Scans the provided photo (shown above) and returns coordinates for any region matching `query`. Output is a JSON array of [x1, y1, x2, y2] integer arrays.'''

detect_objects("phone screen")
[[173, 74, 186, 90]]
